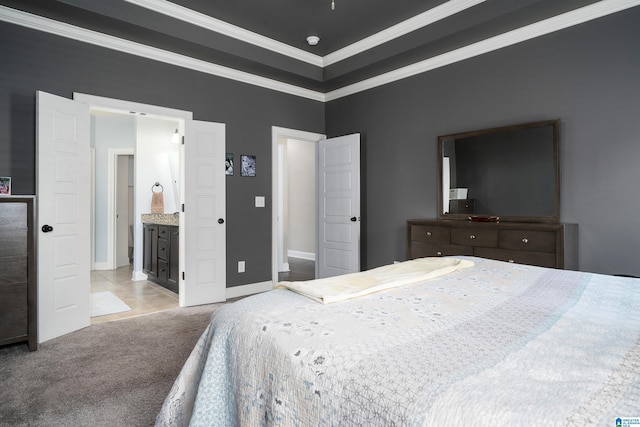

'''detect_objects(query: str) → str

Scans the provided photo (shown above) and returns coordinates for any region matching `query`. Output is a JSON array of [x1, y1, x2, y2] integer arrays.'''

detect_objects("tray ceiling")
[[1, 0, 637, 100]]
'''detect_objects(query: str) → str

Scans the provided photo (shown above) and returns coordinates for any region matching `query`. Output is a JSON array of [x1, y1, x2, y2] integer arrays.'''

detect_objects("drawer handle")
[[508, 259, 515, 263], [469, 234, 476, 239], [522, 238, 529, 244], [436, 251, 442, 256], [426, 231, 432, 236]]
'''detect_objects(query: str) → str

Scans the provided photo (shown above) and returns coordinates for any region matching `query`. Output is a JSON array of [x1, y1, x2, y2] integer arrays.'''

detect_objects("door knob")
[[350, 217, 357, 222], [218, 218, 224, 224], [41, 224, 54, 233]]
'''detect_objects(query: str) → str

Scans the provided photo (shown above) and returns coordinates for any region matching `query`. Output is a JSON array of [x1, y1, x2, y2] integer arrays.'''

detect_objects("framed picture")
[[0, 176, 11, 195], [225, 153, 234, 176], [241, 154, 256, 177]]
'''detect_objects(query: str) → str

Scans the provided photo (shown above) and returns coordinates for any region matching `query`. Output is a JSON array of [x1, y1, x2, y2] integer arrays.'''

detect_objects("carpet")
[[91, 291, 131, 317], [0, 303, 223, 427]]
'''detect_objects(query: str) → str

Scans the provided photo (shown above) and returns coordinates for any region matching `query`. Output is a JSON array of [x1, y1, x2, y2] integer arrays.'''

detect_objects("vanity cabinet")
[[407, 219, 578, 270], [0, 196, 37, 351], [143, 223, 179, 293]]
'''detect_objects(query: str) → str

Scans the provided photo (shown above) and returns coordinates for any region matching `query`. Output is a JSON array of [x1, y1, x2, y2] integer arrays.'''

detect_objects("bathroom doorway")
[[90, 111, 181, 322]]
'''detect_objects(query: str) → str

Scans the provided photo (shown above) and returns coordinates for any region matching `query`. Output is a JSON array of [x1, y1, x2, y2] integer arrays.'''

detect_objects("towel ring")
[[151, 182, 164, 193]]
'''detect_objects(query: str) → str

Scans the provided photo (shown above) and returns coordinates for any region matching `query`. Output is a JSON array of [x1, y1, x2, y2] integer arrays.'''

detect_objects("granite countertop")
[[141, 213, 179, 226]]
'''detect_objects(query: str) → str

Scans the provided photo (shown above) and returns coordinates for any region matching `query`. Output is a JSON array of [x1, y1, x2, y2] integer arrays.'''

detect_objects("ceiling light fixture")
[[306, 35, 320, 46], [331, 0, 335, 10]]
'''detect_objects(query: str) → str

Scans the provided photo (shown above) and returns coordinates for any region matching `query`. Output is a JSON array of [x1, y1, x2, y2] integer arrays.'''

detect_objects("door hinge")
[[182, 272, 185, 280], [182, 203, 185, 212], [181, 136, 185, 145]]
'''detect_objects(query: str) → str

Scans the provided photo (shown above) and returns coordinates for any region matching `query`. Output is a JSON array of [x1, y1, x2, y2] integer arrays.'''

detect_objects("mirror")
[[438, 119, 560, 223]]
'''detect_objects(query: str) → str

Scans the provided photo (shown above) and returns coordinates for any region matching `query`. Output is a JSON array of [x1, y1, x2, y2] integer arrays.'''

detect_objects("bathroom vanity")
[[142, 214, 179, 293]]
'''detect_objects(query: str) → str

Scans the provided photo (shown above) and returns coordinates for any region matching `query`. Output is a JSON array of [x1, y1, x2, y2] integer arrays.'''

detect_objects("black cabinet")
[[143, 223, 178, 293], [143, 224, 158, 278], [0, 196, 37, 351]]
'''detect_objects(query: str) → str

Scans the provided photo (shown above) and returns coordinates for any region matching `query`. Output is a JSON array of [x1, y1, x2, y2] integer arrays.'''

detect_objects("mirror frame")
[[437, 119, 560, 223]]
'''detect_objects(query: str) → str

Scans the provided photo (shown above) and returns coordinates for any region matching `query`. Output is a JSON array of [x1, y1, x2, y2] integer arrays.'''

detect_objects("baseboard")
[[132, 270, 148, 281], [93, 262, 109, 271], [279, 262, 290, 272], [226, 281, 273, 299], [287, 250, 316, 261]]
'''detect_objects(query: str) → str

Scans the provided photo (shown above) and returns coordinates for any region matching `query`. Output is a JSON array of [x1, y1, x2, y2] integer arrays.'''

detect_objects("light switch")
[[255, 196, 265, 208]]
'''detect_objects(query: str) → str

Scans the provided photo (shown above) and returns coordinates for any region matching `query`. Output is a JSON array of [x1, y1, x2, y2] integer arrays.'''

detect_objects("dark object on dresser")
[[143, 223, 179, 293], [0, 196, 37, 350], [407, 219, 578, 270], [449, 199, 475, 214]]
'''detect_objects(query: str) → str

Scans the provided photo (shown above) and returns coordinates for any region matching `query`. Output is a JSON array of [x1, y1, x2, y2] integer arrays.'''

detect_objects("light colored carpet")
[[91, 290, 131, 317], [0, 303, 223, 427]]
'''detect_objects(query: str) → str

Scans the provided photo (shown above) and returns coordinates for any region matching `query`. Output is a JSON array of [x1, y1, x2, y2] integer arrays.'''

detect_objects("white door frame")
[[106, 148, 135, 270], [271, 126, 325, 286], [74, 93, 193, 281]]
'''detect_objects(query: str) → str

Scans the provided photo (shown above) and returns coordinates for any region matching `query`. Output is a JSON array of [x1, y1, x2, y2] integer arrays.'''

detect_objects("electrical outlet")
[[238, 260, 245, 273]]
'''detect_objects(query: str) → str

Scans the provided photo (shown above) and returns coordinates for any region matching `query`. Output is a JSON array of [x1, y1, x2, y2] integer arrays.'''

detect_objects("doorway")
[[271, 127, 326, 285], [89, 111, 181, 322], [277, 138, 317, 282], [38, 91, 227, 343]]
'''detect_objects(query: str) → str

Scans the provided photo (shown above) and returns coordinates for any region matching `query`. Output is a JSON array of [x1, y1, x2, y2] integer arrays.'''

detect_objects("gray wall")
[[0, 22, 324, 287], [326, 8, 640, 276]]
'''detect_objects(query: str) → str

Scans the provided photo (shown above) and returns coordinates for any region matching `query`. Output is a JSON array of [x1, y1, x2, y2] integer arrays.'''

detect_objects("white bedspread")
[[277, 257, 474, 303], [156, 257, 640, 426]]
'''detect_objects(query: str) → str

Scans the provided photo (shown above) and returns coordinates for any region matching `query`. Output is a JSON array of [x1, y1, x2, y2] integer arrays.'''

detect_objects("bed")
[[156, 256, 640, 426]]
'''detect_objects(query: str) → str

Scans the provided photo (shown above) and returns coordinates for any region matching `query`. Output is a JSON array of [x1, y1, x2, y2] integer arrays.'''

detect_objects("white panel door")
[[182, 120, 226, 306], [36, 91, 90, 343], [317, 133, 361, 278]]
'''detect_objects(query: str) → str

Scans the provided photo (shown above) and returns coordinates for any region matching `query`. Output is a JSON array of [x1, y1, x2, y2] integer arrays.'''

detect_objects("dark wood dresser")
[[407, 219, 578, 270], [0, 196, 37, 350]]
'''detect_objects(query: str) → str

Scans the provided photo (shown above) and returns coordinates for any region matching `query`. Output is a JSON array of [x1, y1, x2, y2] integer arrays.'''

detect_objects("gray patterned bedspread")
[[156, 257, 640, 426]]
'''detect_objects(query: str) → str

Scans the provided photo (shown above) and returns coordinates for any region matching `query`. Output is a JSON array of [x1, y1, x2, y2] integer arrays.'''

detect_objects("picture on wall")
[[0, 177, 11, 195], [241, 154, 256, 177], [225, 153, 234, 176]]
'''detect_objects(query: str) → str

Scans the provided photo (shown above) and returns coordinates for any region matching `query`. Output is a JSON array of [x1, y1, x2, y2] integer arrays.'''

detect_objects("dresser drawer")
[[409, 241, 473, 258], [499, 230, 556, 253], [410, 225, 450, 244], [475, 247, 557, 268], [451, 228, 498, 247]]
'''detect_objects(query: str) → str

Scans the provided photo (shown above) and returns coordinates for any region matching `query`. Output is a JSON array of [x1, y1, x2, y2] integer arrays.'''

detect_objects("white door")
[[317, 133, 361, 278], [181, 120, 226, 306], [36, 91, 90, 343]]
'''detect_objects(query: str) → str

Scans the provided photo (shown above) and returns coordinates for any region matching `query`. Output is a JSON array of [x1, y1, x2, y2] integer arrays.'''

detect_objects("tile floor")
[[90, 264, 178, 325], [91, 257, 314, 325]]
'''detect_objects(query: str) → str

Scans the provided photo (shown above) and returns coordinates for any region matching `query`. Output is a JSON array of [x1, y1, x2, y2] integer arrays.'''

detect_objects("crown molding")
[[124, 0, 324, 67], [322, 0, 485, 66], [1, 1, 638, 103], [325, 0, 640, 101], [0, 6, 325, 102]]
